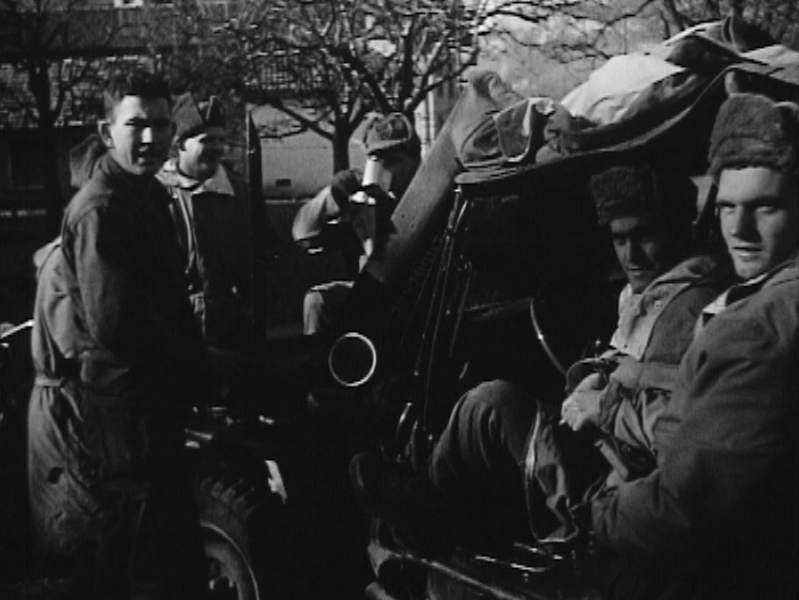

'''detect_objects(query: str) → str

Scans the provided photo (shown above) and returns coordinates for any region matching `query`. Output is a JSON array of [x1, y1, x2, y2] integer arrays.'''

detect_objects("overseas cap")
[[361, 112, 420, 156], [172, 93, 226, 142], [708, 93, 799, 177]]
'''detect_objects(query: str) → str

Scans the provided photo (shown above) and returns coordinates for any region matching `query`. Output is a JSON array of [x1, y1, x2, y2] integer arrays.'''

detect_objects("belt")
[[35, 375, 65, 388]]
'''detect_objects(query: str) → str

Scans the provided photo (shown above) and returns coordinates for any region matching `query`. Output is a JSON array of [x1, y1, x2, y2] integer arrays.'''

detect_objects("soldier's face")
[[100, 95, 172, 176], [179, 126, 226, 180], [609, 214, 674, 293], [717, 167, 799, 280]]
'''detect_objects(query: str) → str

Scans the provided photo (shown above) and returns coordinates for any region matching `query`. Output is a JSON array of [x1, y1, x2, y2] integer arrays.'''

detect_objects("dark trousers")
[[90, 476, 208, 600], [429, 379, 602, 544], [428, 380, 536, 544], [81, 399, 208, 600]]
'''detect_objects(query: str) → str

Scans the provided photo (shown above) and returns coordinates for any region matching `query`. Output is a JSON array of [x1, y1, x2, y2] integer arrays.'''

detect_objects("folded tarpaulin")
[[455, 19, 799, 186], [457, 96, 559, 173], [561, 53, 685, 126]]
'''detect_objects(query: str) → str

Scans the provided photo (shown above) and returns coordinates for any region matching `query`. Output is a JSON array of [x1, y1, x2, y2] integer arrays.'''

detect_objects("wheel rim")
[[202, 521, 260, 600]]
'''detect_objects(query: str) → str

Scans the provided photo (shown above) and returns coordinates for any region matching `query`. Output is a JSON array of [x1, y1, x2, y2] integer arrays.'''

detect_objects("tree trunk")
[[332, 127, 351, 174], [27, 52, 65, 238], [39, 124, 65, 238]]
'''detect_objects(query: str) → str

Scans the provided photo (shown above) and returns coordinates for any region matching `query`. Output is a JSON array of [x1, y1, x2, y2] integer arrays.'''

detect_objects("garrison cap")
[[172, 93, 226, 142]]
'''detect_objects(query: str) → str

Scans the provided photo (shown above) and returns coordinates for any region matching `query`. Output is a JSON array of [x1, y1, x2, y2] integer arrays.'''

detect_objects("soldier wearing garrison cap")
[[158, 93, 274, 350], [172, 94, 226, 143], [292, 112, 422, 334], [590, 92, 799, 600]]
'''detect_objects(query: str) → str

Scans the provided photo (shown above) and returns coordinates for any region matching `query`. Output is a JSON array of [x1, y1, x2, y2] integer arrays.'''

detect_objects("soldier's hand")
[[330, 168, 363, 209], [561, 387, 602, 431]]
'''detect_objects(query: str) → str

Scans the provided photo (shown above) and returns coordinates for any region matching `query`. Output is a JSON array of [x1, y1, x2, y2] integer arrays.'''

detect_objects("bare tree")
[[659, 0, 799, 48], [477, 0, 797, 100], [474, 1, 672, 98], [167, 0, 655, 171], [481, 1, 663, 58], [0, 0, 132, 235], [162, 0, 798, 173], [166, 0, 484, 172], [486, 0, 798, 54]]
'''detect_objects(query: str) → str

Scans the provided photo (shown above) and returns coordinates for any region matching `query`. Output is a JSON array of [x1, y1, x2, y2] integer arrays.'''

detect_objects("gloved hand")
[[329, 168, 363, 209]]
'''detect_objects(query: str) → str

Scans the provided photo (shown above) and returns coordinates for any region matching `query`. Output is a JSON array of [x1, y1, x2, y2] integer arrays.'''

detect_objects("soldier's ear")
[[98, 120, 113, 149]]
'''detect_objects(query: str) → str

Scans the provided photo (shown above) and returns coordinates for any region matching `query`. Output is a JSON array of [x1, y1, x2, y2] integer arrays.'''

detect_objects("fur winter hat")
[[708, 93, 799, 177], [172, 93, 226, 142], [590, 164, 661, 224], [589, 163, 695, 226]]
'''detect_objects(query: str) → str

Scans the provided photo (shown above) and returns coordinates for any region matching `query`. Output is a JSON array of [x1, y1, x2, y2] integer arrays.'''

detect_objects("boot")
[[349, 452, 454, 556]]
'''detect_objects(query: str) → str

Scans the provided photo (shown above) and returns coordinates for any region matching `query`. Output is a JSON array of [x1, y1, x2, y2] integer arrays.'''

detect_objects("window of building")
[[7, 139, 44, 190]]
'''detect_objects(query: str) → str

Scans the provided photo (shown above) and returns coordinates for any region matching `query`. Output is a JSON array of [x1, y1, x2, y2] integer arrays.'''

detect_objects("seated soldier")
[[350, 161, 731, 551], [590, 93, 799, 600], [293, 112, 421, 334]]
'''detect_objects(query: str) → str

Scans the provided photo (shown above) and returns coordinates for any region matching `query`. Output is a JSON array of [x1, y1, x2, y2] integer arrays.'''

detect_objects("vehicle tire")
[[195, 474, 284, 600]]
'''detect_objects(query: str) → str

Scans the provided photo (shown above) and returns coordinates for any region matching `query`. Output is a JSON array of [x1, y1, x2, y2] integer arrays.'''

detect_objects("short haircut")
[[103, 69, 172, 119]]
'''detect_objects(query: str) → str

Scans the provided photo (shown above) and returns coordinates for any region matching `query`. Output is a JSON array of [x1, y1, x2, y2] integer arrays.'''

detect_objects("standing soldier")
[[158, 93, 274, 351], [60, 70, 210, 600], [292, 112, 421, 334], [26, 133, 105, 580]]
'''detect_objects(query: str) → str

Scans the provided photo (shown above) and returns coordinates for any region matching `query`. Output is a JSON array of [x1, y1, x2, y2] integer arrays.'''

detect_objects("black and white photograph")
[[1, 2, 797, 599]]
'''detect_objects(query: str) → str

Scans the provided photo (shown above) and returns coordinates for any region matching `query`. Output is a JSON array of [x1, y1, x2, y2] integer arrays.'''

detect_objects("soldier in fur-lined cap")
[[348, 158, 732, 555], [591, 92, 799, 600], [292, 112, 421, 334]]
